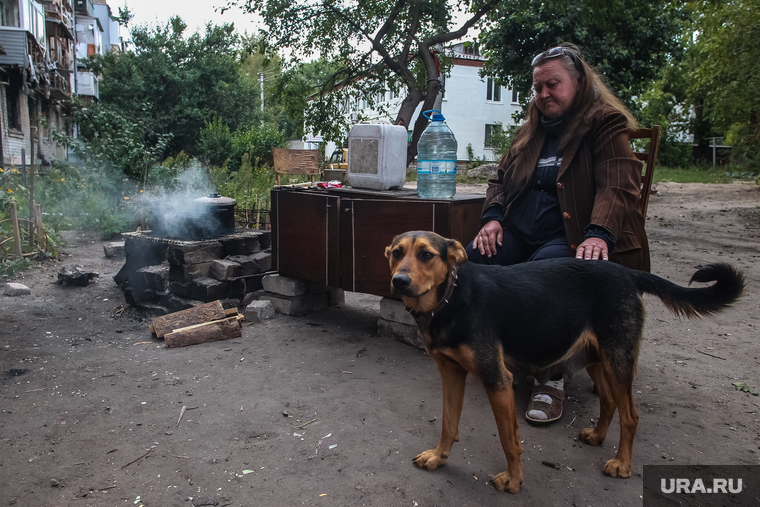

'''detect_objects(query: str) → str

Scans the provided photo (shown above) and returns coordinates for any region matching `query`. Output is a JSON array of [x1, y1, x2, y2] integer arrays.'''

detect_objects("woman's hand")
[[472, 221, 503, 258], [575, 237, 608, 261]]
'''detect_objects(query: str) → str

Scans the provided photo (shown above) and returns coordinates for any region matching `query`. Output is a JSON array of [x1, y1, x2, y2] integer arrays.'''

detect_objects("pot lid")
[[193, 193, 237, 206]]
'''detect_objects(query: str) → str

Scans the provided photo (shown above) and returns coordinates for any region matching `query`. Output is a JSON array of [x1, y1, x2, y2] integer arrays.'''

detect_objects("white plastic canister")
[[346, 124, 407, 190]]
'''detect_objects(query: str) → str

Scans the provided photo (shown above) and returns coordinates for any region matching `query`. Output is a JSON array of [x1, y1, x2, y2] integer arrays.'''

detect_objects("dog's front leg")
[[486, 382, 524, 494], [413, 356, 467, 471]]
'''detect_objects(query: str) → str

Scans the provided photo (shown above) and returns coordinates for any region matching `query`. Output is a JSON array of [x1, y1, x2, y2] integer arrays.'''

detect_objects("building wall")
[[1, 84, 33, 165]]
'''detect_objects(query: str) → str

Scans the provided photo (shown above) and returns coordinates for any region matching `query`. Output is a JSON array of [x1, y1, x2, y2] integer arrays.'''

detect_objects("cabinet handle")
[[343, 208, 351, 213]]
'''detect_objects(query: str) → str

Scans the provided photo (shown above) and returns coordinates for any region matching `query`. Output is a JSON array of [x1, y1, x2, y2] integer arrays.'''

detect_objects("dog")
[[384, 231, 744, 493]]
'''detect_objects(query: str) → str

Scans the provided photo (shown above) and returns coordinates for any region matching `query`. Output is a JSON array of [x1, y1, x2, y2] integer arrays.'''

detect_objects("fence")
[[0, 201, 46, 258], [234, 196, 271, 230]]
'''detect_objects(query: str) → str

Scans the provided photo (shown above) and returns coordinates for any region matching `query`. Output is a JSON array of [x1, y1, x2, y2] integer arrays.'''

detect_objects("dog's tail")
[[633, 263, 745, 318]]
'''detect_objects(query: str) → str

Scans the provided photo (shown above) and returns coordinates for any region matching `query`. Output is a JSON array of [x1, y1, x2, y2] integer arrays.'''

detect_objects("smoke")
[[143, 163, 232, 239]]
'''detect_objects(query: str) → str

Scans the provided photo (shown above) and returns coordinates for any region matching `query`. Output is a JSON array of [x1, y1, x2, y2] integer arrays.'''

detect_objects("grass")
[[653, 165, 756, 184]]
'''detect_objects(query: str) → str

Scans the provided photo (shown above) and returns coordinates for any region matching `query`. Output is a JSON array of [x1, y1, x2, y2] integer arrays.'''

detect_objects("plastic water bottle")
[[416, 110, 458, 199]]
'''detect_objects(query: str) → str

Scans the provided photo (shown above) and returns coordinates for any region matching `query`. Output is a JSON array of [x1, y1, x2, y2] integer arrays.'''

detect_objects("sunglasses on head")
[[531, 47, 581, 68]]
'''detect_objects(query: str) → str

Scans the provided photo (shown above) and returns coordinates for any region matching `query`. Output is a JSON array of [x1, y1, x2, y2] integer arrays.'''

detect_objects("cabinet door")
[[340, 199, 436, 297], [273, 191, 339, 287]]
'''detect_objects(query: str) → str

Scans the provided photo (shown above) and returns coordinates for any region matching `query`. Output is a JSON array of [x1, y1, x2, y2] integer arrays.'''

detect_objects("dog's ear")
[[384, 245, 393, 260], [447, 239, 467, 268]]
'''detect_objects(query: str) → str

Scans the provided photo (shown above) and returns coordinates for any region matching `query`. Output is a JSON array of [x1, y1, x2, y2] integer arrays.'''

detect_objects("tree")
[[479, 0, 686, 113], [90, 17, 261, 156], [691, 0, 760, 163], [225, 0, 503, 165]]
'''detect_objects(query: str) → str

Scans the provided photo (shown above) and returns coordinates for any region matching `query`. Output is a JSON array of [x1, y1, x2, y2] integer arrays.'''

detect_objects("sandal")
[[525, 383, 565, 424]]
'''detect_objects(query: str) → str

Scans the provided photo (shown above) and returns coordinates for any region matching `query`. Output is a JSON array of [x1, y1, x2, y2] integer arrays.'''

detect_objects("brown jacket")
[[484, 106, 650, 271]]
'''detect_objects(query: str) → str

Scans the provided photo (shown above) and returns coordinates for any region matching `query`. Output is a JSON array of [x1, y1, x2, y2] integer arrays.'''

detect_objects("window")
[[512, 88, 519, 104], [6, 85, 21, 130], [484, 124, 502, 148], [486, 78, 501, 102], [377, 91, 386, 103]]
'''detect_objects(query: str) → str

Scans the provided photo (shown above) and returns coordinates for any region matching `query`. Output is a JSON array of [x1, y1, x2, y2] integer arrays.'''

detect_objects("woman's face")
[[532, 60, 579, 119]]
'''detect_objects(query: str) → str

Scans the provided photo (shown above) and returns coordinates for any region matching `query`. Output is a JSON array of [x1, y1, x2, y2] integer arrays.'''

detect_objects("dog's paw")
[[578, 427, 604, 446], [413, 449, 447, 470], [490, 471, 521, 494], [603, 457, 632, 478]]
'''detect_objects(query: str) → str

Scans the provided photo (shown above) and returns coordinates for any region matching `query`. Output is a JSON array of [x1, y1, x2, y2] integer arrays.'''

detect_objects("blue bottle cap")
[[423, 110, 445, 121]]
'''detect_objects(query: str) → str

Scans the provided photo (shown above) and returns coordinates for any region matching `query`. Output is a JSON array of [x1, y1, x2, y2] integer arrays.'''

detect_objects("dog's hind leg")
[[578, 362, 616, 446], [413, 355, 467, 471], [486, 381, 524, 494], [598, 363, 638, 478]]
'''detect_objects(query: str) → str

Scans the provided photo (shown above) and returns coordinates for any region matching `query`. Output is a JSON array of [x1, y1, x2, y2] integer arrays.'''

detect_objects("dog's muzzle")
[[391, 274, 412, 294]]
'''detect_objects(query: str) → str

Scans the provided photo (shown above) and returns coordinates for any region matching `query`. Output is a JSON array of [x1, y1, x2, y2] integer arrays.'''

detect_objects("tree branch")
[[425, 0, 502, 46], [373, 0, 409, 46]]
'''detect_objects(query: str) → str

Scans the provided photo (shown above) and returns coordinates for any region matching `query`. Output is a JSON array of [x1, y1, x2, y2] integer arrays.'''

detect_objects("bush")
[[198, 119, 286, 172]]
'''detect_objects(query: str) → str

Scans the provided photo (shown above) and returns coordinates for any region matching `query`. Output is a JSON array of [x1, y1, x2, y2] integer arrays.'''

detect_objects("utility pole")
[[260, 72, 264, 113]]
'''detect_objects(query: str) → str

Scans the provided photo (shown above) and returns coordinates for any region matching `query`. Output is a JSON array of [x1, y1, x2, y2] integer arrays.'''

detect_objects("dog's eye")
[[420, 251, 435, 261], [392, 249, 403, 259]]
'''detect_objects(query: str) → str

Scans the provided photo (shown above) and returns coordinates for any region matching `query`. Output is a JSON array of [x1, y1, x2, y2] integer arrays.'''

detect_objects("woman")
[[469, 44, 649, 424]]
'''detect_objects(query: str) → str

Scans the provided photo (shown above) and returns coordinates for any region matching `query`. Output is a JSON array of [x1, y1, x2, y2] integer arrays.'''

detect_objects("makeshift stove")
[[114, 194, 274, 314]]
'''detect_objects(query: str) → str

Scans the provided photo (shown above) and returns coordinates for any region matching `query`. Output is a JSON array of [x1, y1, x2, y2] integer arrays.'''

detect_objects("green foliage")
[[0, 257, 32, 277], [479, 0, 687, 112], [692, 0, 760, 164], [635, 77, 692, 168], [654, 164, 756, 184], [91, 18, 263, 156], [198, 120, 286, 171], [208, 151, 277, 207]]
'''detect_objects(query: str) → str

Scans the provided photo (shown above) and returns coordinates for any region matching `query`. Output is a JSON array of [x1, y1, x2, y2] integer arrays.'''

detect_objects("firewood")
[[150, 301, 225, 338], [164, 316, 242, 348], [224, 307, 239, 317]]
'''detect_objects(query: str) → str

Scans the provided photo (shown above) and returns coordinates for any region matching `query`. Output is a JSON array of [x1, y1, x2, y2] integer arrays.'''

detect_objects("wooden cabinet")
[[271, 187, 484, 297]]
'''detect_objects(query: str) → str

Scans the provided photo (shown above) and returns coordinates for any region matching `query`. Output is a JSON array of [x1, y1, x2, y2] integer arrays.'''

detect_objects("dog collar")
[[407, 267, 458, 317]]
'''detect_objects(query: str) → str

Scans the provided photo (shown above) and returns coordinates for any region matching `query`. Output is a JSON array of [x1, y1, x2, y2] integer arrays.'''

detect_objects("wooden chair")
[[272, 147, 320, 186], [628, 125, 661, 217]]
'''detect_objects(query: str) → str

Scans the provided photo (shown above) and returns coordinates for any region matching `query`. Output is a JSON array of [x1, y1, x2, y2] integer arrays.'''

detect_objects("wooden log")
[[224, 307, 239, 317], [164, 316, 242, 348], [150, 300, 225, 338], [35, 203, 45, 252], [9, 202, 23, 257]]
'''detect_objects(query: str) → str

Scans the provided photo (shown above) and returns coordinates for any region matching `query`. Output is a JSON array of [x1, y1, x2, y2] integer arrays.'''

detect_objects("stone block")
[[169, 262, 211, 282], [124, 287, 159, 306], [226, 255, 258, 276], [4, 283, 30, 296], [137, 264, 169, 291], [127, 270, 149, 291], [262, 274, 309, 296], [166, 242, 222, 265], [259, 292, 314, 316], [165, 294, 206, 313], [250, 251, 272, 273], [168, 281, 193, 299], [328, 288, 345, 306], [243, 273, 267, 292], [191, 277, 229, 302], [377, 318, 424, 350], [246, 236, 261, 254], [220, 298, 242, 310], [245, 300, 276, 323], [257, 231, 272, 249], [312, 292, 329, 312], [380, 297, 416, 326], [228, 278, 247, 297], [209, 259, 242, 281], [103, 241, 125, 258], [308, 283, 330, 294], [221, 238, 247, 257], [241, 291, 258, 308]]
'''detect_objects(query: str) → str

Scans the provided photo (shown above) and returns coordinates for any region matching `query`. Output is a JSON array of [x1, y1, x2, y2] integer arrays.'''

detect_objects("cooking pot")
[[192, 193, 237, 237]]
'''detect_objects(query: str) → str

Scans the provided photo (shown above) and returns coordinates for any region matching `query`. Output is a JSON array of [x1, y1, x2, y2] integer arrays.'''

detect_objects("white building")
[[323, 42, 523, 164]]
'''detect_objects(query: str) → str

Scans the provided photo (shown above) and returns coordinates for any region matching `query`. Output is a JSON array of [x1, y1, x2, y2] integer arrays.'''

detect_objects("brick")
[[262, 274, 308, 296], [169, 262, 211, 282], [229, 278, 247, 297], [328, 288, 345, 306], [243, 273, 266, 292], [166, 242, 222, 265], [209, 259, 242, 280], [221, 238, 247, 256], [377, 318, 424, 350], [168, 281, 193, 299], [191, 277, 229, 302], [226, 255, 257, 276], [124, 287, 160, 306], [245, 300, 276, 323], [138, 264, 169, 291], [165, 294, 206, 313], [241, 291, 258, 308], [257, 231, 272, 249], [220, 298, 242, 309], [4, 283, 30, 296], [127, 270, 149, 291], [380, 297, 416, 326], [259, 293, 314, 316]]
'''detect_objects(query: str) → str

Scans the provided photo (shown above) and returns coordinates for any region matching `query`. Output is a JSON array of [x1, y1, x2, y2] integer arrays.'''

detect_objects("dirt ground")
[[1, 181, 759, 507]]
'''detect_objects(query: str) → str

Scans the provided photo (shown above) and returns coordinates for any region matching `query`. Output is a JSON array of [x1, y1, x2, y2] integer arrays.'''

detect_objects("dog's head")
[[384, 231, 467, 312]]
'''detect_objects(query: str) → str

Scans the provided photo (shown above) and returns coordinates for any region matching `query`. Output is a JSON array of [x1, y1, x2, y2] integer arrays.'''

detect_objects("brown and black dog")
[[385, 231, 744, 493]]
